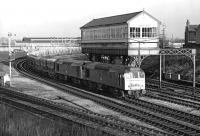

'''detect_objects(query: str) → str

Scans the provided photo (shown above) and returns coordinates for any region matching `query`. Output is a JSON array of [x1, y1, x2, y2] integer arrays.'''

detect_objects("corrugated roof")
[[81, 11, 142, 28]]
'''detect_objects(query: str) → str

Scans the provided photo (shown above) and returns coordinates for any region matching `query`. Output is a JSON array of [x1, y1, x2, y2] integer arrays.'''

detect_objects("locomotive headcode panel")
[[124, 69, 145, 92]]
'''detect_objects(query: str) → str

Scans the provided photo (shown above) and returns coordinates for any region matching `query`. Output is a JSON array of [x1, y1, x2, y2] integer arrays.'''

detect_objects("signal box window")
[[130, 27, 140, 38], [142, 27, 157, 38]]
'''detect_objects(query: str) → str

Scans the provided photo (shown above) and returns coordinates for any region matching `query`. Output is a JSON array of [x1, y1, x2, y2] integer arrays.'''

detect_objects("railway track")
[[147, 88, 200, 110], [14, 59, 200, 135], [146, 80, 200, 108], [11, 59, 172, 136], [125, 97, 200, 126], [147, 78, 200, 96], [0, 87, 157, 136]]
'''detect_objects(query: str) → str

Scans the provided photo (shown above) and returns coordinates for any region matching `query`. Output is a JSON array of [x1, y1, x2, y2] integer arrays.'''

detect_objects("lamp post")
[[8, 32, 16, 78]]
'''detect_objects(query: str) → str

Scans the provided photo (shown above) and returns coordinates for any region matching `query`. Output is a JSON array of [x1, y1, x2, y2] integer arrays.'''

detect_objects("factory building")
[[185, 20, 200, 48], [15, 37, 81, 56]]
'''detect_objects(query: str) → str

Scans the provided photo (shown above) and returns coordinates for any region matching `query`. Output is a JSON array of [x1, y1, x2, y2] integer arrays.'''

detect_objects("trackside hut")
[[0, 73, 10, 86]]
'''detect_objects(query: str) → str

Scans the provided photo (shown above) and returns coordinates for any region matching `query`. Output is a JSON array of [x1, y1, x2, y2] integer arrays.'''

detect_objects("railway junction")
[[0, 10, 200, 136], [80, 10, 197, 94], [0, 52, 200, 136]]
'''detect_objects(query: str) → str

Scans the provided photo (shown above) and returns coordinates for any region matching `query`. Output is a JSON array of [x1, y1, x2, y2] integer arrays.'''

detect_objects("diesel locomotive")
[[26, 55, 146, 98]]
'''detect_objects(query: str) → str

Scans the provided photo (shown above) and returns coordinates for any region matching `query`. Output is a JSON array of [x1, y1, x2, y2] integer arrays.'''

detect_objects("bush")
[[0, 103, 110, 136]]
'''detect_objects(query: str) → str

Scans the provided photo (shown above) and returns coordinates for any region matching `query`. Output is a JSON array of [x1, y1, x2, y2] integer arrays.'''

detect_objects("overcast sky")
[[0, 0, 199, 39]]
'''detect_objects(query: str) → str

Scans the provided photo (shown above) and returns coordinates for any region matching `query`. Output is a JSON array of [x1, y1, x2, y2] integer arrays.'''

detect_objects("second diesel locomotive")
[[26, 55, 146, 98]]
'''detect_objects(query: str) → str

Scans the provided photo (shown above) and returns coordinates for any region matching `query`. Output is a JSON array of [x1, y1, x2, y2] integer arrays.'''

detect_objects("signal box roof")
[[81, 10, 161, 29], [81, 11, 142, 29]]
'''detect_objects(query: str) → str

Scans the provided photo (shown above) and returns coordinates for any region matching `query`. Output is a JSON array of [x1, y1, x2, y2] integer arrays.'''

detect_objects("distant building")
[[196, 25, 200, 45], [20, 37, 80, 46], [15, 37, 80, 50], [185, 20, 200, 48], [12, 37, 80, 56]]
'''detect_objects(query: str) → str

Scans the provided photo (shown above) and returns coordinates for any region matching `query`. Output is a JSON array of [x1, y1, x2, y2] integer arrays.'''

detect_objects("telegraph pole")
[[162, 24, 166, 73], [159, 24, 166, 88]]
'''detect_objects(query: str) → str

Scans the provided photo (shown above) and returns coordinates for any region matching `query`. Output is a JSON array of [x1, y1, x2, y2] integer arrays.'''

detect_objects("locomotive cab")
[[124, 68, 146, 97]]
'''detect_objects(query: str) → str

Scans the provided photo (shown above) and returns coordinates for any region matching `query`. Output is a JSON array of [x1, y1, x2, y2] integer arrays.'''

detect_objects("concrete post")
[[160, 54, 162, 88], [193, 55, 196, 95]]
